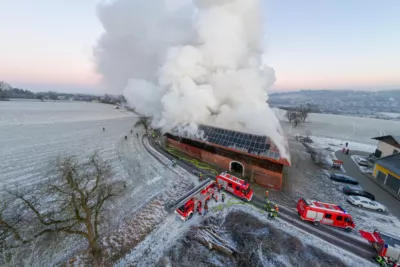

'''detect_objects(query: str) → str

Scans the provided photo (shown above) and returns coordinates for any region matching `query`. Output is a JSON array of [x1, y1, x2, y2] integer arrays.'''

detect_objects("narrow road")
[[335, 151, 400, 219], [115, 128, 179, 220]]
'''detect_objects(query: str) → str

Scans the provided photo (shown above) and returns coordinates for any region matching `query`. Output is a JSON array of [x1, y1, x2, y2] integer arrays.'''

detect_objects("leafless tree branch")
[[2, 152, 123, 266]]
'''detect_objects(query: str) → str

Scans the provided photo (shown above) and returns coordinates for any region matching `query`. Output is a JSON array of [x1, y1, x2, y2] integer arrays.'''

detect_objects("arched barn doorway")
[[230, 161, 244, 177]]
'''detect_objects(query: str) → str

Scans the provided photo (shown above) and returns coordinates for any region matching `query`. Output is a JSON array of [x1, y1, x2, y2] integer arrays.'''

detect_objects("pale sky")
[[0, 0, 399, 93]]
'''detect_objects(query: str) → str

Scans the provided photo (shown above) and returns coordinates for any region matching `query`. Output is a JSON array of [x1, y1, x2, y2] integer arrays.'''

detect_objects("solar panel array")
[[191, 125, 281, 160]]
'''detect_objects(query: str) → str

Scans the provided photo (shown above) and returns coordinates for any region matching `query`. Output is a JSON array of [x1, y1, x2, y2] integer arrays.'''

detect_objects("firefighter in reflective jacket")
[[374, 256, 387, 267], [264, 200, 271, 211], [269, 205, 278, 220], [218, 183, 222, 193], [265, 190, 269, 199], [198, 172, 203, 181]]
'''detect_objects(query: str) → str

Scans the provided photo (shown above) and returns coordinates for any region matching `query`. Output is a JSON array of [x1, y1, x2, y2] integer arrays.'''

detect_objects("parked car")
[[342, 186, 375, 200], [347, 196, 386, 212], [356, 157, 369, 167], [330, 173, 359, 185]]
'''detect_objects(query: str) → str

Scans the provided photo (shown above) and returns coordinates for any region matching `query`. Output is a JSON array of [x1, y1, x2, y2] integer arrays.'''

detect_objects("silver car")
[[348, 196, 386, 212]]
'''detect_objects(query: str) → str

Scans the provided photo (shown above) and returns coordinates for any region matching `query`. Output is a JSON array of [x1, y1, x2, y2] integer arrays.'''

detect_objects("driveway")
[[335, 150, 400, 219]]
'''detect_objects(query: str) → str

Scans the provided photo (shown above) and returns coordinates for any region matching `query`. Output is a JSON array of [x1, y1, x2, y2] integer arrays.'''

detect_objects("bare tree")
[[0, 81, 12, 91], [4, 152, 124, 265], [293, 117, 301, 128], [134, 116, 151, 135], [285, 110, 293, 123], [300, 106, 310, 122], [0, 82, 12, 100]]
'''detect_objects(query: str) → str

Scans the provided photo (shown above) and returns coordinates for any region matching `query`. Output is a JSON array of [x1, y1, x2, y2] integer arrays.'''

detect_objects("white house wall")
[[377, 141, 398, 157]]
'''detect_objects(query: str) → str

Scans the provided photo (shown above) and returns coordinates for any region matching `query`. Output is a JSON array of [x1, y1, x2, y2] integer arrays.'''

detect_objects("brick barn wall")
[[166, 138, 284, 190]]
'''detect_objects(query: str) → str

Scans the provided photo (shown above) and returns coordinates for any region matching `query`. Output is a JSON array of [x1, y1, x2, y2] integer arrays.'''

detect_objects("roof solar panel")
[[244, 139, 251, 148], [249, 141, 256, 149], [171, 124, 281, 161]]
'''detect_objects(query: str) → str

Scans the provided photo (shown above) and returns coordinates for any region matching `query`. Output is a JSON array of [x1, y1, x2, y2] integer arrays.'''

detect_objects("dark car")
[[342, 186, 375, 200], [330, 173, 358, 185]]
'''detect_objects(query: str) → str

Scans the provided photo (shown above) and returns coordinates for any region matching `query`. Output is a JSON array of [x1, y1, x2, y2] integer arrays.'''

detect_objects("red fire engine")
[[360, 229, 400, 266], [297, 198, 355, 232], [175, 180, 216, 221], [215, 172, 253, 201]]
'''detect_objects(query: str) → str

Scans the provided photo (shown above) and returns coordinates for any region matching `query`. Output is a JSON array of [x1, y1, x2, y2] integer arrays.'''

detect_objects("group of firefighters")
[[264, 190, 279, 220], [195, 183, 227, 216]]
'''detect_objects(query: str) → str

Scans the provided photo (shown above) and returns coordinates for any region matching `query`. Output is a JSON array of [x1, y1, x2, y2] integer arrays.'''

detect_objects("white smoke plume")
[[94, 0, 290, 159]]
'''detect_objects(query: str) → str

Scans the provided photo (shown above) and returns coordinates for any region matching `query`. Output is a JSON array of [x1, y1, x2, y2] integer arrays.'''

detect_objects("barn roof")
[[169, 124, 289, 165]]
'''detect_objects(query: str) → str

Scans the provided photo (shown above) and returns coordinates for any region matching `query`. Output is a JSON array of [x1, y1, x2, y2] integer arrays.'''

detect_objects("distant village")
[[0, 81, 125, 105], [270, 89, 400, 120]]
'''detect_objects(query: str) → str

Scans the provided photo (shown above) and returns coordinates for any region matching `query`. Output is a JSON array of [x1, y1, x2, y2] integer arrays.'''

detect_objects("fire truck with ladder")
[[215, 172, 253, 201], [359, 229, 400, 266], [297, 198, 355, 232], [175, 179, 216, 221], [174, 173, 254, 221]]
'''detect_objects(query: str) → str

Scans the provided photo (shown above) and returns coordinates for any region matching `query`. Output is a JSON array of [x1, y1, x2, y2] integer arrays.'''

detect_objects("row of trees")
[[285, 106, 311, 127], [0, 81, 127, 104], [0, 153, 124, 266]]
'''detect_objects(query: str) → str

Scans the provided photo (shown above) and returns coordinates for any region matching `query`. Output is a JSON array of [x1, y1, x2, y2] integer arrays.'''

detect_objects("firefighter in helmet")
[[269, 209, 277, 220], [268, 204, 278, 220], [374, 256, 387, 267], [199, 172, 203, 181], [222, 192, 226, 203], [264, 199, 271, 211], [218, 183, 222, 193], [265, 190, 269, 199]]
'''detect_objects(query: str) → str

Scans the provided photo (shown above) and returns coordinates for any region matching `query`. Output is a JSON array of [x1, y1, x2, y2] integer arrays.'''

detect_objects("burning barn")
[[164, 125, 290, 190]]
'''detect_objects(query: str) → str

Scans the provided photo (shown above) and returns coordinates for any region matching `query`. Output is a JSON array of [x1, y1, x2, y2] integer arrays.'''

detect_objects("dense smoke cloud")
[[94, 0, 289, 159]]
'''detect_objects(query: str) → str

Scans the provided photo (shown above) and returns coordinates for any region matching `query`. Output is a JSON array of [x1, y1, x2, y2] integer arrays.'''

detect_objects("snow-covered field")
[[275, 108, 400, 146], [309, 136, 376, 153], [0, 100, 131, 126], [0, 101, 196, 265]]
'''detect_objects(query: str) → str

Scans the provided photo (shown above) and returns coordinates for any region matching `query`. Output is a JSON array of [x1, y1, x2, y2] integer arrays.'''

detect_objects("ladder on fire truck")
[[167, 178, 214, 210]]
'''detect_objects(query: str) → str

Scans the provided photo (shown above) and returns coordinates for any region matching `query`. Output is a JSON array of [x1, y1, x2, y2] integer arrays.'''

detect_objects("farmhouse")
[[164, 125, 290, 190], [372, 135, 400, 158]]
